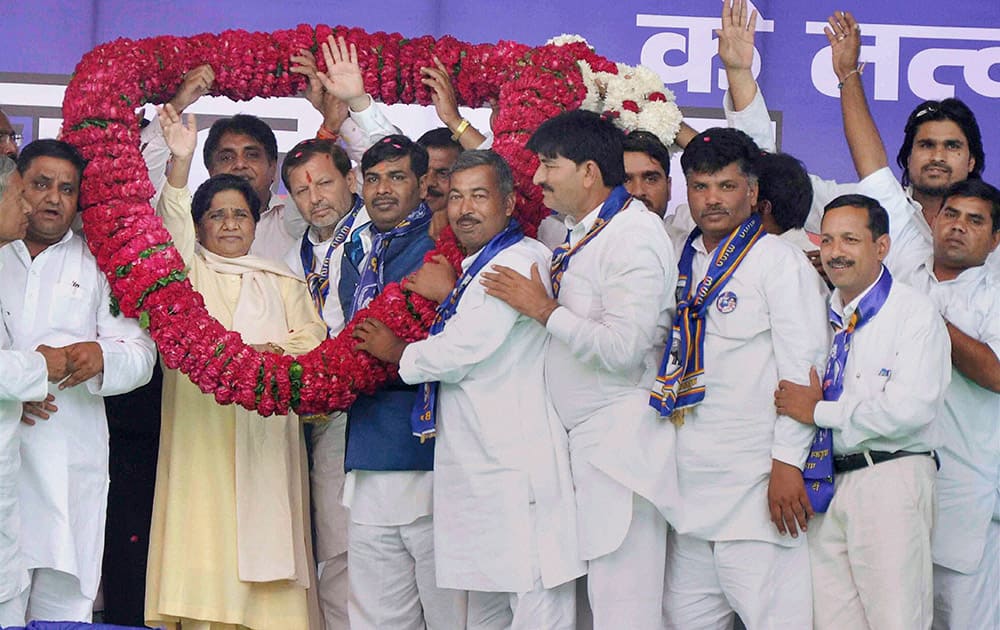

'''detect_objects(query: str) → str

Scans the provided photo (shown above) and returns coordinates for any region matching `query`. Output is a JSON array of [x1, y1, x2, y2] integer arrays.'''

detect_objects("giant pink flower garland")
[[60, 26, 659, 416]]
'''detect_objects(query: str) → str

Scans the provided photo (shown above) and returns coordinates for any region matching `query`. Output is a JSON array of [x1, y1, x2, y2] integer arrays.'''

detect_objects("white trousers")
[[662, 531, 812, 630], [586, 492, 667, 630], [809, 454, 936, 630], [318, 552, 349, 630], [347, 515, 466, 630], [467, 578, 576, 630], [933, 518, 999, 630], [2, 568, 93, 625]]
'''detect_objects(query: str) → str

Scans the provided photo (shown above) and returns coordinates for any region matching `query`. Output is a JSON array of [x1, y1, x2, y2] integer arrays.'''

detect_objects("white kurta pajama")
[[543, 198, 678, 630], [0, 232, 155, 622], [398, 237, 585, 629], [881, 199, 1000, 630], [662, 233, 829, 630], [0, 327, 48, 628]]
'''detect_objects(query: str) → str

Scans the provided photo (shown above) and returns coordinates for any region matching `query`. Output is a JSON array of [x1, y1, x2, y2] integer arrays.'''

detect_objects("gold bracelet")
[[451, 118, 471, 142]]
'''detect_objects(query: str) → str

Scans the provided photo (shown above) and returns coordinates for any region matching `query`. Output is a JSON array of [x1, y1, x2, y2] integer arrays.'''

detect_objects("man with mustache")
[[337, 134, 467, 630], [775, 192, 950, 630], [0, 140, 155, 624], [416, 128, 462, 239], [280, 137, 364, 630], [879, 174, 1000, 626], [482, 110, 678, 630], [354, 150, 585, 629], [654, 127, 828, 629]]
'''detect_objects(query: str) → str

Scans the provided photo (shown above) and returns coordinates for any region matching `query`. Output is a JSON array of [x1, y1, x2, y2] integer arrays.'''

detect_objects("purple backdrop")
[[2, 0, 998, 184]]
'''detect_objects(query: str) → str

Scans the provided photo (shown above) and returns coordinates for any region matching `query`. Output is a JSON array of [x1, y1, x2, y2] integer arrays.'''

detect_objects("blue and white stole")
[[299, 195, 363, 321], [549, 185, 632, 297], [347, 202, 432, 319], [649, 214, 765, 424], [410, 219, 525, 441], [804, 265, 893, 512]]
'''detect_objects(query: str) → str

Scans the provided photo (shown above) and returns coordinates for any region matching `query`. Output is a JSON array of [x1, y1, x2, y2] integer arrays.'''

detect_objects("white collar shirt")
[[673, 232, 829, 545], [814, 274, 950, 459], [0, 231, 155, 599]]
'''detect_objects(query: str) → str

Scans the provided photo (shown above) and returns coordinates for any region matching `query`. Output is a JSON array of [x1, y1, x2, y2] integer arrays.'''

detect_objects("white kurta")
[[672, 233, 829, 545], [0, 232, 156, 600], [544, 198, 679, 560], [884, 228, 1000, 572], [398, 237, 586, 593], [0, 325, 47, 603]]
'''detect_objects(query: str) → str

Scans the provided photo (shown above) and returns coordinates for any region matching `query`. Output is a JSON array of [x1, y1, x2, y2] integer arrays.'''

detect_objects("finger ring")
[[837, 34, 846, 40]]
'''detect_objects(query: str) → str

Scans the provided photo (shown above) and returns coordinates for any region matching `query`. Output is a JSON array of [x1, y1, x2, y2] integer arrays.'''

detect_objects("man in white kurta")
[[0, 155, 55, 627], [481, 111, 678, 630], [0, 140, 155, 623], [881, 180, 1000, 629], [659, 128, 828, 630], [357, 151, 586, 629]]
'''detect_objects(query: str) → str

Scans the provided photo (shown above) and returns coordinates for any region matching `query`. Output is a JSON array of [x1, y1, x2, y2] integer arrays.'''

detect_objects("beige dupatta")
[[198, 246, 311, 588]]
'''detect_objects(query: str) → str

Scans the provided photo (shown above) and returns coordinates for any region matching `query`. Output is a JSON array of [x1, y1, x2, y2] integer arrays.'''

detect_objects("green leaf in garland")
[[138, 311, 150, 329]]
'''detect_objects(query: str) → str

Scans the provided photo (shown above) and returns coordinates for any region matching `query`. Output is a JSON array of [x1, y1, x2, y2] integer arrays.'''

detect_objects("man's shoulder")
[[883, 278, 942, 326], [485, 236, 551, 273]]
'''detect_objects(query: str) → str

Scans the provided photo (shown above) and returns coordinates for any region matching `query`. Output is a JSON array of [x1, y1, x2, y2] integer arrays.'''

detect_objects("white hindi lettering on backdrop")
[[806, 22, 1000, 101]]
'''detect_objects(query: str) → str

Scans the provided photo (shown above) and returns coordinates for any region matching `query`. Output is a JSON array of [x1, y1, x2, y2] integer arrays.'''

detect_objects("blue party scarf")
[[550, 185, 632, 297], [649, 214, 765, 424], [347, 202, 432, 319], [299, 195, 363, 325], [804, 265, 893, 512], [410, 219, 525, 442]]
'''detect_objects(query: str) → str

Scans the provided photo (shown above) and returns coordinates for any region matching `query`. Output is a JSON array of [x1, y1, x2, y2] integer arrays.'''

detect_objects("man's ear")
[[757, 198, 773, 217], [875, 233, 891, 261], [503, 192, 516, 218]]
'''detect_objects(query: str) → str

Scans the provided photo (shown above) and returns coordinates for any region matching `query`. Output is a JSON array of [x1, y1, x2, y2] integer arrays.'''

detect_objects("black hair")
[[361, 134, 429, 178], [280, 139, 352, 191], [823, 193, 889, 239], [943, 179, 1000, 233], [623, 129, 671, 178], [757, 152, 812, 231], [191, 174, 262, 225], [16, 139, 87, 182], [896, 98, 984, 186], [203, 114, 279, 167], [417, 127, 462, 152], [680, 128, 761, 180], [449, 150, 515, 197], [526, 110, 625, 187]]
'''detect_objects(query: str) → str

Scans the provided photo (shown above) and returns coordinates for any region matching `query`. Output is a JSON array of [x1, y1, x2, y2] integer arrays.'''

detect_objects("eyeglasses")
[[0, 132, 22, 146]]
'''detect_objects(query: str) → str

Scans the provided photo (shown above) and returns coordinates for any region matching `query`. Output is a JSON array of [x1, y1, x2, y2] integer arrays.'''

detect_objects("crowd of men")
[[0, 2, 997, 629]]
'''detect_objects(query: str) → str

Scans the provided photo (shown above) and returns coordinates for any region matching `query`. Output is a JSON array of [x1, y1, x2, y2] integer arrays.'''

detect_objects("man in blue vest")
[[338, 134, 467, 629]]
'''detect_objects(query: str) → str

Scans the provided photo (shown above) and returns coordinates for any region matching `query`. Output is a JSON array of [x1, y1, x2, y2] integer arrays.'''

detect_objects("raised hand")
[[292, 48, 352, 133], [825, 10, 862, 82], [168, 64, 214, 112], [318, 35, 369, 111], [420, 57, 461, 128], [716, 0, 758, 72], [157, 104, 197, 160]]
